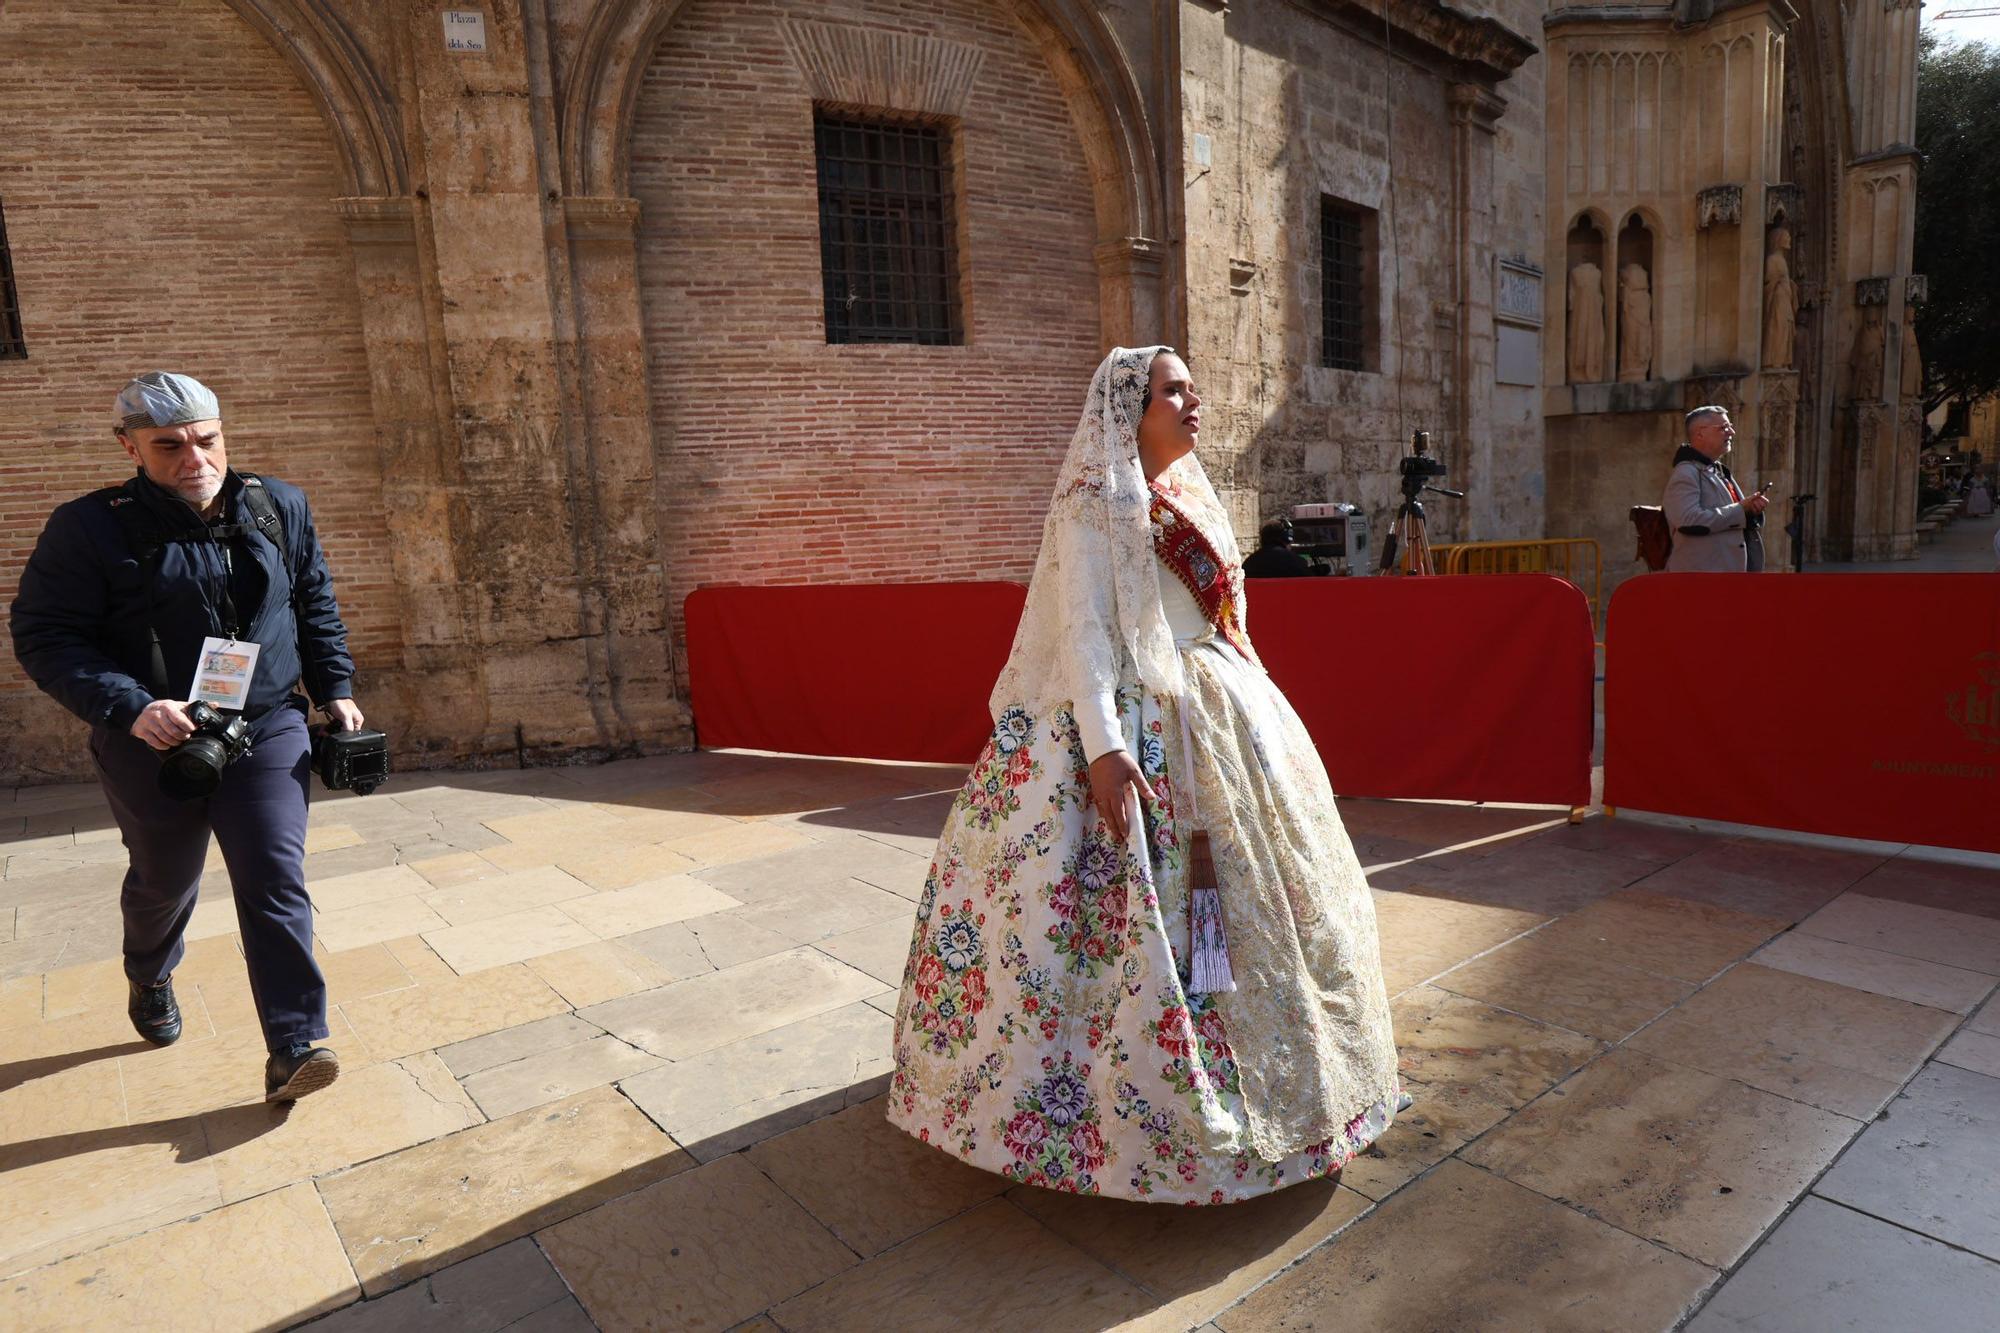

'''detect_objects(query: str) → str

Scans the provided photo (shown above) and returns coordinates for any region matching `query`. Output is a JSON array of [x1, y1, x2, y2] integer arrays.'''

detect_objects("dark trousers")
[[91, 700, 328, 1051]]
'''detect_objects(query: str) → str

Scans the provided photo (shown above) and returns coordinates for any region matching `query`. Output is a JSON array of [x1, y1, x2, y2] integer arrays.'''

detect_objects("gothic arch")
[[557, 0, 1162, 248], [221, 0, 408, 197]]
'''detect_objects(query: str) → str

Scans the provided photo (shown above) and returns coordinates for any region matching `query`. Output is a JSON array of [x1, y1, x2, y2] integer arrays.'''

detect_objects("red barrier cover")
[[1605, 573, 2000, 854], [1251, 575, 1596, 807], [684, 583, 1026, 763]]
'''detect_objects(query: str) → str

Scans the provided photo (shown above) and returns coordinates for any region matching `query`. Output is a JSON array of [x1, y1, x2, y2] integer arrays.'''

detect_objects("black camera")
[[159, 701, 254, 801], [1398, 430, 1451, 499], [310, 724, 391, 796]]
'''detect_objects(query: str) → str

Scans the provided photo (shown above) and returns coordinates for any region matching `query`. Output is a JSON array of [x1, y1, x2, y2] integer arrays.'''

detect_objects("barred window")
[[1320, 197, 1368, 371], [0, 198, 24, 360], [814, 112, 962, 346]]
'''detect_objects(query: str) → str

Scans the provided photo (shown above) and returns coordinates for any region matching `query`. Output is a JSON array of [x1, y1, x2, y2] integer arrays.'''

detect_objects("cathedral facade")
[[0, 0, 1921, 779]]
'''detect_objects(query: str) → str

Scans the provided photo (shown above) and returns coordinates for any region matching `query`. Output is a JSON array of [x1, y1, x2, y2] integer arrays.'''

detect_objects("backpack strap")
[[98, 483, 174, 697], [236, 473, 291, 574]]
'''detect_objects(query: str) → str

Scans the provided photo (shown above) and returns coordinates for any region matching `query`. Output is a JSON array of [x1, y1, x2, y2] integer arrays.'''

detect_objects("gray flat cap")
[[114, 371, 221, 431]]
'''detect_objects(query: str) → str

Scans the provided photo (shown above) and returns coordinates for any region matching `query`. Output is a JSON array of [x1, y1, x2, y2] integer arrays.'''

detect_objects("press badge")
[[191, 637, 260, 710]]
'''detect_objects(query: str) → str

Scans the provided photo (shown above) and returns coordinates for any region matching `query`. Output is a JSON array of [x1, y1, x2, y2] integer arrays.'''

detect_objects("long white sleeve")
[[1075, 689, 1124, 763]]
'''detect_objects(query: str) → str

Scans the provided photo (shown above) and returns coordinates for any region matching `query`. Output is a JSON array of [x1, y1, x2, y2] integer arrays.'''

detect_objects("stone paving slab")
[[2, 750, 1998, 1330], [1626, 962, 1960, 1119], [1687, 1196, 2000, 1333], [5, 1182, 358, 1332], [1749, 929, 1999, 1012], [1463, 1046, 1859, 1268], [1215, 1159, 1716, 1331], [1814, 1061, 2000, 1262]]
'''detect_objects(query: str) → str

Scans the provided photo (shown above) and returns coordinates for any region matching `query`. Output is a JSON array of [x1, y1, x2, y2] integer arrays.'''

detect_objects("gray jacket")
[[1663, 455, 1763, 573]]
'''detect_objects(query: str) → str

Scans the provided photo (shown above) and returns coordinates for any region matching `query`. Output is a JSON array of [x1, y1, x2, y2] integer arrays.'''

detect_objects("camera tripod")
[[1378, 484, 1467, 576]]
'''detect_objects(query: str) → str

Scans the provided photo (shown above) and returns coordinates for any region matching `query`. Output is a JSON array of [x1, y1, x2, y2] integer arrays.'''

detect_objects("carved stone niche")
[[1906, 273, 1929, 305], [1697, 185, 1744, 230], [1855, 276, 1891, 306], [1766, 183, 1804, 228]]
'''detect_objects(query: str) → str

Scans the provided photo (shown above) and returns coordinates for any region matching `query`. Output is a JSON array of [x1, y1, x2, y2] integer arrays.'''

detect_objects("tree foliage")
[[1914, 32, 2000, 414]]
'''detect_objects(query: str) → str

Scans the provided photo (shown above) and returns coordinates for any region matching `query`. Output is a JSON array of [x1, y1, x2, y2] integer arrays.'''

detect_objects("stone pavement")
[[1837, 509, 2000, 573], [3, 751, 1998, 1331]]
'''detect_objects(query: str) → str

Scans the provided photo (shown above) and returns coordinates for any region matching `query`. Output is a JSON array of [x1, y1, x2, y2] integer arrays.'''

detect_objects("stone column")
[[1095, 237, 1168, 350], [382, 0, 677, 759], [1450, 84, 1503, 538], [335, 195, 488, 752], [563, 195, 688, 746]]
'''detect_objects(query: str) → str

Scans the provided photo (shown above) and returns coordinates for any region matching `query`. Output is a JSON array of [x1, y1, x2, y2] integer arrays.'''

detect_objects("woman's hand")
[[1087, 750, 1157, 842]]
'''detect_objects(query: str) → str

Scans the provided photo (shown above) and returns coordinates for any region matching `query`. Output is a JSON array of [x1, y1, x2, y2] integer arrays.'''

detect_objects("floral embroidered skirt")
[[886, 642, 1401, 1204]]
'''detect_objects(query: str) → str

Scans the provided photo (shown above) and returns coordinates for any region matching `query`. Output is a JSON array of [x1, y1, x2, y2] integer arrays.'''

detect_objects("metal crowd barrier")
[[1430, 538, 1605, 637]]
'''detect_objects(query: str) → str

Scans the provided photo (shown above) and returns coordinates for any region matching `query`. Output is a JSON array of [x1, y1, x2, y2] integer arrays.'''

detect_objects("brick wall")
[[0, 0, 394, 780], [631, 0, 1103, 672]]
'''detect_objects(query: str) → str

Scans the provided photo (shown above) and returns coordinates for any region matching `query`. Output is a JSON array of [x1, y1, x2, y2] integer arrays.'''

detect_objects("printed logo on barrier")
[[1947, 652, 2000, 751]]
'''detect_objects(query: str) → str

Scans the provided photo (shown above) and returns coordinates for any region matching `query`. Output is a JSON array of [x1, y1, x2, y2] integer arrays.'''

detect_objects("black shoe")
[[265, 1043, 340, 1103], [128, 977, 182, 1046]]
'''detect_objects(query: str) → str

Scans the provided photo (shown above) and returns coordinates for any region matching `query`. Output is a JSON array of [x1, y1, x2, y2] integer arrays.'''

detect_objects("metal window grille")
[[0, 198, 24, 360], [814, 113, 962, 346], [1320, 198, 1364, 371]]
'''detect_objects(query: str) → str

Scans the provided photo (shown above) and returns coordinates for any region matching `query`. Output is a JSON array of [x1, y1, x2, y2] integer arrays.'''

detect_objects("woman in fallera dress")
[[885, 345, 1403, 1204]]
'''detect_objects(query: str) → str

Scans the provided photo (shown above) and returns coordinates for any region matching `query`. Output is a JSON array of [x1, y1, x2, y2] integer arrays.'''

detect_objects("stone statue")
[[1762, 226, 1797, 370], [1566, 261, 1605, 383], [1900, 302, 1922, 399], [1848, 305, 1885, 401], [1617, 263, 1653, 382]]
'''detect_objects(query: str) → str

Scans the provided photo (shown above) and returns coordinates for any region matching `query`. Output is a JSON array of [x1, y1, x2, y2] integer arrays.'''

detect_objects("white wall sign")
[[1497, 324, 1540, 387], [443, 10, 488, 53]]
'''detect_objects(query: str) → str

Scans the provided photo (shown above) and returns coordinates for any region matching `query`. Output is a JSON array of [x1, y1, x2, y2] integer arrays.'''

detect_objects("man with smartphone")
[[1664, 406, 1769, 573]]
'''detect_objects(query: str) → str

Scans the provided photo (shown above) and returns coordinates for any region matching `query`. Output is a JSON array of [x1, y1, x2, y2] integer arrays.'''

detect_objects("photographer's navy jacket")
[[10, 470, 355, 732]]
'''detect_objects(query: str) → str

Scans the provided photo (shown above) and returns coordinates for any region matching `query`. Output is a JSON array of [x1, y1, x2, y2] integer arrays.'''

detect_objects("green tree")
[[1915, 31, 2000, 414]]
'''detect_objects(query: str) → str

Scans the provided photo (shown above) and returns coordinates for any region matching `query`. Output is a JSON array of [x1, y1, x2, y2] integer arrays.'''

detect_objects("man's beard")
[[177, 472, 223, 507]]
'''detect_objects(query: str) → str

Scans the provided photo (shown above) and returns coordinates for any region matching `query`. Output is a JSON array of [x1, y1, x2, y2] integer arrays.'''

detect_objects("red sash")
[[1149, 481, 1253, 659]]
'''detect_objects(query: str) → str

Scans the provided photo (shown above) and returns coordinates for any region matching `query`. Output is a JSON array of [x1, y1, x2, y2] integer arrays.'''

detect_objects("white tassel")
[[1187, 832, 1236, 995]]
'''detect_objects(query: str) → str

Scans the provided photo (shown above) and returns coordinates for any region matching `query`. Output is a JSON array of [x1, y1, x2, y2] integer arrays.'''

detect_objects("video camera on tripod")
[[1381, 430, 1466, 575], [1397, 431, 1462, 502]]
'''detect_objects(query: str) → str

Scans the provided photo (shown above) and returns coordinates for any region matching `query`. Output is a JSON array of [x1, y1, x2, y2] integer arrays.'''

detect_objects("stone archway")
[[597, 0, 1153, 694], [557, 0, 1166, 345], [220, 0, 408, 198]]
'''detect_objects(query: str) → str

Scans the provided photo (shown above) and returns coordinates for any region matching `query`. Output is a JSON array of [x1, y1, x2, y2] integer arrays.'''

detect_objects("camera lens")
[[159, 738, 228, 801]]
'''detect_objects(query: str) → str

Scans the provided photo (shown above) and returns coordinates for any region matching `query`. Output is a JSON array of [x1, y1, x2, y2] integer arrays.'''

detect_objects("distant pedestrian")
[[1966, 472, 1994, 518]]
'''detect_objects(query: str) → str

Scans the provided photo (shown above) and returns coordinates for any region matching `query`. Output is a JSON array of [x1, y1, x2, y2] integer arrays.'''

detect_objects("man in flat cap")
[[11, 372, 363, 1102]]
